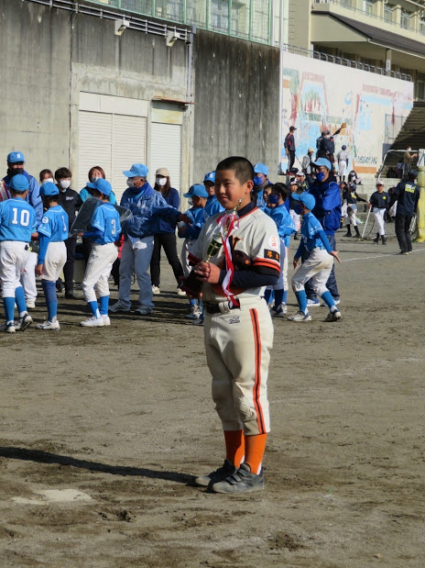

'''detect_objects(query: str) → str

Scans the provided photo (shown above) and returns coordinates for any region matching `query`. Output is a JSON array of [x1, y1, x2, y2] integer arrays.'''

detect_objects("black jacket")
[[57, 187, 83, 230], [390, 180, 419, 216]]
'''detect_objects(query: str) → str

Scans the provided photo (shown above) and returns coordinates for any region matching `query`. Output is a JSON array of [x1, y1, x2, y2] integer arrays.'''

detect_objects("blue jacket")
[[80, 186, 117, 205], [308, 178, 341, 235], [3, 170, 43, 222], [203, 195, 224, 222], [120, 182, 167, 240], [156, 187, 180, 233], [178, 206, 205, 242], [264, 204, 296, 247]]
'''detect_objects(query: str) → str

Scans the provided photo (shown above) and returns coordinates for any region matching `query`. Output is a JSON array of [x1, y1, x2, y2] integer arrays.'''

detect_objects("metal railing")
[[282, 43, 412, 81], [84, 0, 273, 44]]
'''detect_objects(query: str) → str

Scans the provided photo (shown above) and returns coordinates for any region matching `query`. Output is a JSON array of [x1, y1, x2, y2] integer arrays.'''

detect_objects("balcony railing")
[[282, 42, 412, 82]]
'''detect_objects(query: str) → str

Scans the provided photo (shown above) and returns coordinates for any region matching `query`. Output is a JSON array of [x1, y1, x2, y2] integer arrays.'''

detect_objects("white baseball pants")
[[204, 299, 273, 436], [21, 251, 38, 302], [0, 241, 31, 297], [82, 243, 118, 303], [118, 237, 154, 309], [373, 208, 386, 236], [338, 161, 347, 178], [346, 205, 358, 227], [292, 249, 334, 297], [290, 209, 301, 232], [42, 242, 67, 282]]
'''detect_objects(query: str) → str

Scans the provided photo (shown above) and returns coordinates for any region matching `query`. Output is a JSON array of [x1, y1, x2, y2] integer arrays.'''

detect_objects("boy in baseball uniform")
[[35, 182, 69, 330], [79, 178, 121, 327], [289, 192, 341, 323], [0, 174, 37, 333], [190, 156, 281, 494]]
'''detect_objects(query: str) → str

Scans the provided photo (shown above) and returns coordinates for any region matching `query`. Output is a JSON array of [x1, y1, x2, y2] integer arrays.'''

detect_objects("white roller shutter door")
[[150, 122, 182, 193], [78, 112, 112, 191]]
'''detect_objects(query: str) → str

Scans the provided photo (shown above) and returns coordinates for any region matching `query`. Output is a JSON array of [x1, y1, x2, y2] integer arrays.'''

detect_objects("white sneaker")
[[101, 314, 111, 326], [185, 305, 202, 319], [324, 310, 341, 322], [134, 306, 153, 315], [307, 298, 320, 307], [37, 320, 60, 331], [80, 316, 104, 327], [152, 285, 161, 295], [287, 310, 312, 322], [109, 300, 131, 313], [26, 299, 36, 309], [177, 288, 187, 297], [1, 321, 16, 333], [18, 313, 33, 331]]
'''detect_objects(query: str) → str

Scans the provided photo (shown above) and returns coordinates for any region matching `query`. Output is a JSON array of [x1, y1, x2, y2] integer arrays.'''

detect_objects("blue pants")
[[304, 233, 339, 300]]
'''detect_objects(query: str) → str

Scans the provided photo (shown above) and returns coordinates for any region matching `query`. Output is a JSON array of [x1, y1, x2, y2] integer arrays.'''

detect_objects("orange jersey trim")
[[252, 258, 281, 272]]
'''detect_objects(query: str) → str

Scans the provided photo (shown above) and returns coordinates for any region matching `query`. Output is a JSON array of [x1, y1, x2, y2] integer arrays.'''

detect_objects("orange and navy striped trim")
[[252, 257, 281, 273], [249, 308, 266, 435]]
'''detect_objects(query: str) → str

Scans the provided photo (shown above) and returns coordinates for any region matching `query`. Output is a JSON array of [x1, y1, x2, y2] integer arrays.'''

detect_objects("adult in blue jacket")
[[305, 158, 341, 305], [150, 167, 184, 294], [109, 163, 168, 316], [3, 151, 43, 308]]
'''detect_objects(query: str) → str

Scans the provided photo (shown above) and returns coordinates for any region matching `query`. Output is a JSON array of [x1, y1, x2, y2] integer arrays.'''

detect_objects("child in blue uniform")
[[35, 182, 69, 330], [0, 174, 37, 333], [289, 192, 342, 323], [263, 183, 296, 317], [80, 178, 121, 327]]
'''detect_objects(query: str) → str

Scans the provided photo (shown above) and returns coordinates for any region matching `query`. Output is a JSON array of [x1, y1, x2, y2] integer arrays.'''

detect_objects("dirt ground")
[[1, 231, 424, 568]]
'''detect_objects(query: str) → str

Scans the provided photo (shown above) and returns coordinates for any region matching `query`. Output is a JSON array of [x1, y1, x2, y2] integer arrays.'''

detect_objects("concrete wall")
[[0, 0, 190, 189], [193, 31, 280, 183]]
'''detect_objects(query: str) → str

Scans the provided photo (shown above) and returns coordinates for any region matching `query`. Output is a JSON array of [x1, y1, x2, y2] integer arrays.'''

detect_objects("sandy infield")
[[0, 232, 424, 567]]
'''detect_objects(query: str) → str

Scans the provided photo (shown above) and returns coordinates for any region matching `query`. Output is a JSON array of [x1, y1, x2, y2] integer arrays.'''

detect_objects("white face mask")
[[59, 179, 71, 190], [90, 176, 101, 183], [127, 179, 135, 188], [42, 178, 54, 185], [156, 177, 167, 187]]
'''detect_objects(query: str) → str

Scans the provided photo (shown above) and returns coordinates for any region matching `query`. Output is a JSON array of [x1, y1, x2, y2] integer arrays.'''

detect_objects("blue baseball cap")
[[313, 158, 332, 170], [40, 182, 59, 197], [291, 192, 316, 211], [204, 171, 216, 183], [122, 163, 149, 178], [87, 178, 112, 196], [184, 184, 208, 198], [254, 163, 269, 176], [9, 174, 29, 192], [7, 151, 25, 164]]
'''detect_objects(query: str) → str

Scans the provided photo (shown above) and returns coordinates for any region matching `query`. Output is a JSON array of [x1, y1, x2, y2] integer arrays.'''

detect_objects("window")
[[341, 0, 352, 8], [384, 5, 393, 23], [420, 18, 425, 34], [401, 11, 411, 30], [417, 81, 425, 101], [363, 0, 373, 16]]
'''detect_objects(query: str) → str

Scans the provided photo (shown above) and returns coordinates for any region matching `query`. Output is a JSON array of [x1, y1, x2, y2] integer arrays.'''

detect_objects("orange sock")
[[224, 430, 245, 467], [245, 433, 267, 475]]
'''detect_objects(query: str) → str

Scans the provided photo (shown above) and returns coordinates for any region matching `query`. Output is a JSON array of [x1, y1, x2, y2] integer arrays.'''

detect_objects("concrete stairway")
[[379, 101, 425, 178]]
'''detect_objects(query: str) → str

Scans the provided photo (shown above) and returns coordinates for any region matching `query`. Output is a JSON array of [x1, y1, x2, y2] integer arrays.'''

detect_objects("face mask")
[[90, 176, 101, 184], [59, 179, 71, 190], [156, 177, 167, 187], [268, 194, 279, 205], [253, 175, 263, 187], [316, 172, 326, 182], [8, 167, 24, 177], [127, 179, 135, 189], [42, 178, 54, 185], [294, 205, 303, 215]]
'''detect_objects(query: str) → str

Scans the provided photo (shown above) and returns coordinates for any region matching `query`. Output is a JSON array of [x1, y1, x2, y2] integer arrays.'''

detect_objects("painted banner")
[[280, 51, 414, 175]]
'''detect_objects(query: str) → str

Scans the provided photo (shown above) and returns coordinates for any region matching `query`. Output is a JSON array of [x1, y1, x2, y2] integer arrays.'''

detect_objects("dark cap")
[[289, 126, 297, 132]]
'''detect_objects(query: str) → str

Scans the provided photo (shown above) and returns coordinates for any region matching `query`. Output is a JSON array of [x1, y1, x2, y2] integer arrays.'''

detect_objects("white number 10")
[[11, 208, 30, 227]]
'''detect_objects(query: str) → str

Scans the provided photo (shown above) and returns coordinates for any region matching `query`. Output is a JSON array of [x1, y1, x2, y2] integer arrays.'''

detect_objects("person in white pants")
[[369, 181, 389, 245], [79, 178, 121, 327], [109, 164, 168, 316]]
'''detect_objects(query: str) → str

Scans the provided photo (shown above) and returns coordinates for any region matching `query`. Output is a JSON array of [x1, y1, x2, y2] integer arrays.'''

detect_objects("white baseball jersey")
[[190, 207, 281, 303]]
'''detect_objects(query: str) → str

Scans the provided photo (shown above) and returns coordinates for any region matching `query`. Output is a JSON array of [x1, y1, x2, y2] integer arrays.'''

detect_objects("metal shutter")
[[150, 122, 182, 193], [112, 115, 147, 203], [78, 111, 112, 191]]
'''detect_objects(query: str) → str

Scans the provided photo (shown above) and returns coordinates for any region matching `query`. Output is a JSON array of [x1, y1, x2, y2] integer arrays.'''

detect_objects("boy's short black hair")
[[216, 157, 254, 184], [271, 183, 288, 201], [43, 195, 59, 205], [55, 167, 72, 180]]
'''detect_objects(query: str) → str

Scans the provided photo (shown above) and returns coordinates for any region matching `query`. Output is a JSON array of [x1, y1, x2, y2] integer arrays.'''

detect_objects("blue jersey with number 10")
[[37, 205, 69, 242], [90, 203, 121, 244], [0, 198, 37, 242]]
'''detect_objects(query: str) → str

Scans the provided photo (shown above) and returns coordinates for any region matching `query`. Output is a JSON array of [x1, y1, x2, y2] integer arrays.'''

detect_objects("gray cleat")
[[195, 459, 237, 488], [210, 462, 264, 494]]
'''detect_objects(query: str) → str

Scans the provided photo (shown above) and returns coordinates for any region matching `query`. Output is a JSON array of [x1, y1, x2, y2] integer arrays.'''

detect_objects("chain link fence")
[[87, 0, 272, 44]]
